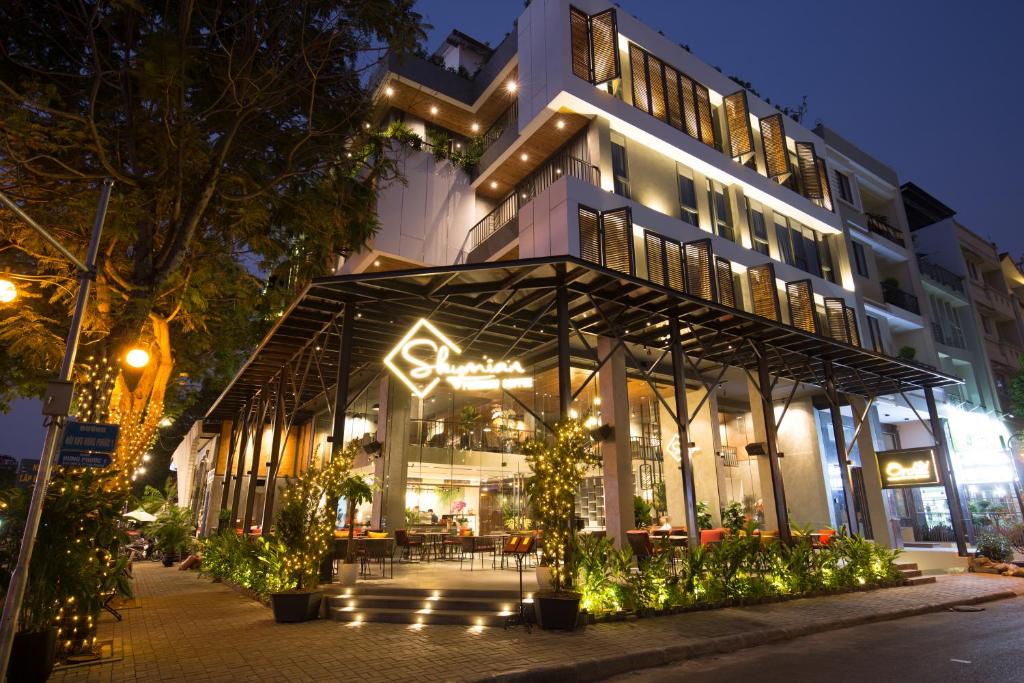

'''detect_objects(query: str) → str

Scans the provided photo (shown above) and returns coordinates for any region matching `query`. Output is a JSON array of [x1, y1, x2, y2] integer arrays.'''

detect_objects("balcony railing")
[[866, 214, 906, 247], [917, 256, 964, 294], [481, 100, 518, 153], [467, 192, 519, 252], [931, 322, 965, 350], [882, 285, 920, 315]]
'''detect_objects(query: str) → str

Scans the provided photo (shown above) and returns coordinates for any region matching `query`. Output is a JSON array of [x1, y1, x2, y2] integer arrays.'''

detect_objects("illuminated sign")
[[384, 318, 533, 398], [877, 448, 942, 488]]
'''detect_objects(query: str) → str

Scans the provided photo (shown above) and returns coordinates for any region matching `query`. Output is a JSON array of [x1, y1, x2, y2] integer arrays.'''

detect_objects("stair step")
[[904, 575, 937, 586], [327, 594, 519, 612], [899, 569, 922, 579], [327, 586, 523, 600], [894, 562, 919, 571], [329, 605, 514, 627]]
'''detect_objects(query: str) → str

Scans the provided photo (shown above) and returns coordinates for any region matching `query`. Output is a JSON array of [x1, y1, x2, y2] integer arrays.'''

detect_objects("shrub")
[[721, 502, 745, 535], [975, 533, 1013, 563]]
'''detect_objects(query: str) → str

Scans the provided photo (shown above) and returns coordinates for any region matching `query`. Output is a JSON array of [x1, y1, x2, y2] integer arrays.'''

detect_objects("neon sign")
[[384, 318, 533, 398], [885, 460, 932, 483], [877, 448, 942, 488]]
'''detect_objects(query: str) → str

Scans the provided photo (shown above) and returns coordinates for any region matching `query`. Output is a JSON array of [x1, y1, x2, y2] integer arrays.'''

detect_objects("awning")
[[205, 256, 961, 421]]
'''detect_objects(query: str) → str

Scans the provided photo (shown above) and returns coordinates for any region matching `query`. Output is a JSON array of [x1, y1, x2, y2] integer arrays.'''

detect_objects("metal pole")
[[924, 386, 969, 556], [756, 343, 791, 544], [823, 360, 859, 534], [0, 191, 90, 273], [0, 179, 113, 678], [668, 318, 699, 549], [556, 275, 571, 418], [217, 408, 244, 532], [242, 396, 267, 533], [230, 406, 252, 529], [260, 373, 286, 530], [330, 304, 356, 454]]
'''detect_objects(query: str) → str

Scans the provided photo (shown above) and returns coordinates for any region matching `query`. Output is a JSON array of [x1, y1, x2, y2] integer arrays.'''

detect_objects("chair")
[[395, 529, 423, 562], [813, 528, 836, 549], [699, 528, 726, 547], [459, 536, 496, 571], [626, 530, 655, 566], [358, 538, 394, 578]]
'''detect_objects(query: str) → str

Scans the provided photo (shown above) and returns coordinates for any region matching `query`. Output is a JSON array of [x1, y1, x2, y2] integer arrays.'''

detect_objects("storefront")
[[199, 256, 964, 564]]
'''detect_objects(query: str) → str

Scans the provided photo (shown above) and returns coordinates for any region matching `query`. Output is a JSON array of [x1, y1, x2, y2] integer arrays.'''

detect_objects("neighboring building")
[[185, 1, 990, 568]]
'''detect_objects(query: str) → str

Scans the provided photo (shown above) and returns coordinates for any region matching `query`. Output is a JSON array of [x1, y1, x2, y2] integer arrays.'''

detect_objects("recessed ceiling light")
[[384, 86, 394, 97], [520, 152, 528, 161], [556, 119, 565, 129], [430, 105, 438, 115], [471, 122, 479, 132], [506, 80, 517, 93], [490, 181, 498, 189], [374, 259, 380, 267]]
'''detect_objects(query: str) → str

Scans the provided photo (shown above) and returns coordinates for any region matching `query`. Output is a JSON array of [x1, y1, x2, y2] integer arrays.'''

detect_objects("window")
[[982, 315, 994, 335], [746, 200, 769, 255], [867, 315, 884, 353], [611, 136, 630, 199], [967, 260, 979, 282], [774, 217, 835, 282], [835, 171, 853, 204], [851, 241, 869, 278], [707, 180, 734, 242], [677, 174, 699, 226]]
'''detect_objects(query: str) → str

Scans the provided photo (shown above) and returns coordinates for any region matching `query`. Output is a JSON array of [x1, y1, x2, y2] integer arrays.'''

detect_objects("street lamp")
[[124, 347, 150, 369], [0, 179, 114, 678], [0, 278, 15, 304]]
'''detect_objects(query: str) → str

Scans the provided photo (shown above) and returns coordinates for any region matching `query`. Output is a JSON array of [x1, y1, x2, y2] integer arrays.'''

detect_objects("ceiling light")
[[374, 259, 381, 267], [384, 86, 395, 97], [430, 105, 438, 115], [556, 119, 565, 129], [490, 181, 498, 189], [506, 80, 517, 93], [520, 153, 528, 161], [471, 123, 479, 132]]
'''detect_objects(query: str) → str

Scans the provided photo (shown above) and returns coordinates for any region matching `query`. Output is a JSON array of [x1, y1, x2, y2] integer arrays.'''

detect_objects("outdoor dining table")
[[410, 531, 447, 561]]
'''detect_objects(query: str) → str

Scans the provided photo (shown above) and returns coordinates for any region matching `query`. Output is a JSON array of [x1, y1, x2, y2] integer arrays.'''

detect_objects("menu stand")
[[504, 535, 536, 632]]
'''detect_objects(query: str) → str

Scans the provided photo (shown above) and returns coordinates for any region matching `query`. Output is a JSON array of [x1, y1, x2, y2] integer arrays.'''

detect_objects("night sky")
[[0, 0, 1019, 460]]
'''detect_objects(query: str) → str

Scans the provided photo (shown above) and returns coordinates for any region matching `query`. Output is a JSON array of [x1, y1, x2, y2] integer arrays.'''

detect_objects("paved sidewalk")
[[51, 563, 1024, 683]]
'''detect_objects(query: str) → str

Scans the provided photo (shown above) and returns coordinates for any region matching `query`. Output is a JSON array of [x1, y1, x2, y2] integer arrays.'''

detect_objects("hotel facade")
[[173, 0, 1022, 566]]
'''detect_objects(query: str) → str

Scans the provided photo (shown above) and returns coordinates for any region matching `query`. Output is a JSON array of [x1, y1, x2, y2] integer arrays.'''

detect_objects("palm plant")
[[339, 475, 374, 565], [150, 505, 194, 561]]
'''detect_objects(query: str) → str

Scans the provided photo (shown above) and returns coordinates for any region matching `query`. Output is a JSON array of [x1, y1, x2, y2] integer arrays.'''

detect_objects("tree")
[[1009, 355, 1024, 418], [0, 1, 425, 488]]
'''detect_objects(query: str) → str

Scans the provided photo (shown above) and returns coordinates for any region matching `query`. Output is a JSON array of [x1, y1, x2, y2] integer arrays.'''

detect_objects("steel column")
[[230, 406, 251, 529], [756, 343, 792, 544], [260, 372, 287, 530], [331, 304, 357, 456], [668, 318, 699, 549], [823, 360, 859, 534], [217, 410, 243, 532], [924, 386, 969, 556], [556, 272, 572, 418], [242, 396, 267, 534]]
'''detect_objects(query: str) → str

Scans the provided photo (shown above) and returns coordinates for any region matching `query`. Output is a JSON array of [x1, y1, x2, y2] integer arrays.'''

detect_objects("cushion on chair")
[[699, 528, 726, 546], [367, 531, 388, 539]]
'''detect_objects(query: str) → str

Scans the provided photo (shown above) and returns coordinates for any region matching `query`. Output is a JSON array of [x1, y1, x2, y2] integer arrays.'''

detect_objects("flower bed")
[[574, 528, 903, 619]]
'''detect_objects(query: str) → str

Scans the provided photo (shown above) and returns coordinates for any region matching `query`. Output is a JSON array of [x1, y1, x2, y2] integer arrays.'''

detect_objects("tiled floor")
[[49, 562, 1023, 683]]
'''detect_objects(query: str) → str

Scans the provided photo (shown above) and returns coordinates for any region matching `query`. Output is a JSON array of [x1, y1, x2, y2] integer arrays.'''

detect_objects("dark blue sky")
[[1, 0, 1020, 459]]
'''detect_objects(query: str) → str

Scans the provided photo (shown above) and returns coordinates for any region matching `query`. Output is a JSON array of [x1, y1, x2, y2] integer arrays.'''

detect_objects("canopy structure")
[[123, 508, 157, 523]]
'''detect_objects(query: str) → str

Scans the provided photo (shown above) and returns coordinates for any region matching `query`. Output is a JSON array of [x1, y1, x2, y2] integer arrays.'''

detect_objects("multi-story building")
[[184, 1, 977, 569]]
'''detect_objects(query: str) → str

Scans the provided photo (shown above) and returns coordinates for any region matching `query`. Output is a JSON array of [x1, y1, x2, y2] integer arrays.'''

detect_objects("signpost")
[[15, 460, 39, 489], [56, 421, 119, 469]]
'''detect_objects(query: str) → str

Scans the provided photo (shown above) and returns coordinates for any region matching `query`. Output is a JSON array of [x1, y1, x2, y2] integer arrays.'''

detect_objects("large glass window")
[[677, 173, 698, 226], [774, 216, 835, 282], [834, 170, 853, 204], [746, 199, 769, 255], [707, 180, 734, 242], [852, 240, 870, 278], [867, 315, 884, 353], [611, 134, 630, 199]]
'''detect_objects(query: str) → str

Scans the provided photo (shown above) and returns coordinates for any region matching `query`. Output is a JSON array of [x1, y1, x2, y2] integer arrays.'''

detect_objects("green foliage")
[[338, 474, 374, 564], [149, 504, 195, 559], [633, 496, 652, 527], [652, 481, 667, 514], [141, 478, 178, 515], [696, 500, 713, 530], [721, 501, 745, 534], [975, 532, 1013, 563], [1009, 356, 1024, 417], [199, 533, 295, 598]]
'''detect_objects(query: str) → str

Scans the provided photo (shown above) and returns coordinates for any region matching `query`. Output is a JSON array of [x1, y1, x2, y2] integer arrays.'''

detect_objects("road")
[[609, 596, 1024, 682]]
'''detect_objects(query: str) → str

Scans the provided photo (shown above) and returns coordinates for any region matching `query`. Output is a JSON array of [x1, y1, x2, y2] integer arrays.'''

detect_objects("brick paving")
[[50, 562, 1024, 683]]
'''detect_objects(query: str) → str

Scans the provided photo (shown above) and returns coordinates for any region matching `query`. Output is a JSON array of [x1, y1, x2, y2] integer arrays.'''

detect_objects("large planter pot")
[[270, 591, 323, 623], [9, 628, 57, 683], [533, 591, 581, 631], [535, 565, 552, 590], [161, 556, 175, 568], [337, 562, 359, 586]]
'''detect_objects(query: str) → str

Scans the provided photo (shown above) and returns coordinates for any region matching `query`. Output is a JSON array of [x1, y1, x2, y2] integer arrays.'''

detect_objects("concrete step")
[[328, 585, 522, 600], [903, 575, 937, 586], [327, 593, 519, 613], [899, 569, 923, 579], [894, 562, 920, 571], [329, 605, 515, 627]]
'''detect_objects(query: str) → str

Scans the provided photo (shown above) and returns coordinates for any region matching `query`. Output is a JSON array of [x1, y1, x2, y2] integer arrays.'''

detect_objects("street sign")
[[59, 421, 119, 454], [57, 452, 112, 468], [16, 460, 39, 489]]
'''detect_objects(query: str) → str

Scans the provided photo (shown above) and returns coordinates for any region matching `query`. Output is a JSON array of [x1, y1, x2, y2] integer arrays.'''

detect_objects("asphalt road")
[[608, 596, 1024, 682]]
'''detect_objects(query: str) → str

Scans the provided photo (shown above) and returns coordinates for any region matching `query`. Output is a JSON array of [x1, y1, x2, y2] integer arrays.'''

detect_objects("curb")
[[473, 588, 1019, 683]]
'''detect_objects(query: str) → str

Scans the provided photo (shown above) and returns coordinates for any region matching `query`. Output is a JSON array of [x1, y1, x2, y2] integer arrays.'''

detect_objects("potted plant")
[[150, 504, 194, 566], [336, 473, 374, 586], [524, 419, 602, 630]]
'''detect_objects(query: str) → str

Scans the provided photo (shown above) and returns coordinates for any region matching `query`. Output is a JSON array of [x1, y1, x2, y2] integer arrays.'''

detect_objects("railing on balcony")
[[882, 285, 920, 315], [464, 150, 601, 256], [480, 100, 518, 154], [866, 213, 906, 247], [917, 255, 965, 294], [931, 322, 966, 349]]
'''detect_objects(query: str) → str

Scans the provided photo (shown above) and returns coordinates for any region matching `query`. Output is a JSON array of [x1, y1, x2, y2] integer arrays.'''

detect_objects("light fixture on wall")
[[745, 442, 783, 458]]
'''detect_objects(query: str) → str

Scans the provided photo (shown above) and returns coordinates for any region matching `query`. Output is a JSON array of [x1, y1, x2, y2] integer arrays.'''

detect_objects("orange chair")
[[699, 528, 726, 546], [815, 528, 836, 548]]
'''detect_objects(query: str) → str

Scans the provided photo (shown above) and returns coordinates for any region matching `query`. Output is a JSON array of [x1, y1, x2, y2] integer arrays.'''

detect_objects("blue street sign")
[[60, 421, 120, 455], [16, 460, 39, 489], [57, 452, 112, 469]]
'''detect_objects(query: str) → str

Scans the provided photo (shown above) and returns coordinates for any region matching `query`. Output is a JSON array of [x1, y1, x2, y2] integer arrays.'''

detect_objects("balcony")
[[917, 256, 965, 295], [882, 284, 920, 315], [866, 213, 905, 248], [477, 99, 518, 172], [931, 322, 965, 350]]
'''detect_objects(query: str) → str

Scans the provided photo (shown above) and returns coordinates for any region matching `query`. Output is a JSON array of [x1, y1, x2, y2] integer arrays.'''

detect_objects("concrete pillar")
[[775, 397, 832, 530], [658, 386, 722, 529], [850, 396, 895, 548], [746, 378, 779, 532], [372, 376, 410, 532], [598, 337, 633, 547]]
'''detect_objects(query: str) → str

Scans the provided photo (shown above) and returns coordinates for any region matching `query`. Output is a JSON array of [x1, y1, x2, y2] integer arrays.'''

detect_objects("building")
[[183, 1, 973, 566]]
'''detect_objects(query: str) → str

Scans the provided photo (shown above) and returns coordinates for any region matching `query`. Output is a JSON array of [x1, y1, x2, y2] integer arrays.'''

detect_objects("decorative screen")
[[748, 263, 781, 321], [724, 91, 754, 161], [786, 279, 817, 333], [684, 239, 716, 301], [759, 114, 791, 180]]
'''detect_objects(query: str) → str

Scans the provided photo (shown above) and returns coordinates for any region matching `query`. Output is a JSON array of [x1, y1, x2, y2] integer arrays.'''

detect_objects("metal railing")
[[866, 214, 906, 247], [917, 256, 965, 294], [480, 100, 518, 155], [467, 193, 519, 252], [931, 322, 965, 349], [882, 285, 920, 315]]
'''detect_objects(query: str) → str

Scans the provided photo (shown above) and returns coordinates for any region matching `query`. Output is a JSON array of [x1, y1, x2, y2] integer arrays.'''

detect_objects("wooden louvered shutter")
[[680, 74, 700, 140], [570, 8, 592, 81], [589, 9, 620, 84], [644, 231, 666, 286], [694, 82, 715, 147], [748, 263, 781, 321], [665, 240, 685, 292], [759, 114, 791, 181], [844, 305, 861, 347], [684, 239, 716, 301], [578, 205, 601, 265], [786, 280, 817, 333], [629, 44, 650, 114], [724, 91, 754, 161], [816, 157, 834, 212], [796, 142, 823, 201], [715, 257, 736, 307], [824, 298, 849, 343], [600, 207, 634, 275], [664, 66, 683, 131], [646, 54, 668, 122]]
